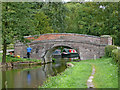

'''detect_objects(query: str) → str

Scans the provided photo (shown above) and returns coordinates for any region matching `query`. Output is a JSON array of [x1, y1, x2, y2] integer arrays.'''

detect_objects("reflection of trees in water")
[[52, 58, 67, 74], [52, 66, 57, 76], [42, 63, 55, 78], [42, 58, 67, 77], [42, 64, 47, 77]]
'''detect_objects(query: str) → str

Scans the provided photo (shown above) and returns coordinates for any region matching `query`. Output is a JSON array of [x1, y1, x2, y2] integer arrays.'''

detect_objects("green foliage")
[[2, 2, 37, 63], [64, 2, 119, 45], [2, 2, 50, 63], [2, 2, 36, 43], [112, 49, 120, 63], [2, 2, 120, 45], [33, 11, 54, 34], [41, 2, 68, 33], [105, 45, 117, 57], [114, 32, 120, 46]]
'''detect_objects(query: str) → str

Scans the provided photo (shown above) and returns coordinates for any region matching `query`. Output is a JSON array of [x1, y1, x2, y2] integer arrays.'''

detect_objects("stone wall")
[[14, 33, 112, 63]]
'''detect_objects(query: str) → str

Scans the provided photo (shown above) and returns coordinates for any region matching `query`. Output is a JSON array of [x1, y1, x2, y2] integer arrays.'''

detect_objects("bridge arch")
[[43, 44, 80, 63], [14, 33, 112, 63]]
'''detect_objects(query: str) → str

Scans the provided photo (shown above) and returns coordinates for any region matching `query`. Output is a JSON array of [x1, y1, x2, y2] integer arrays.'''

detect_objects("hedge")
[[105, 45, 117, 57], [112, 49, 120, 63]]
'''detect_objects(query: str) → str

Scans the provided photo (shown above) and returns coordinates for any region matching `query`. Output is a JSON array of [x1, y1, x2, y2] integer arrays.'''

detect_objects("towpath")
[[87, 65, 95, 88]]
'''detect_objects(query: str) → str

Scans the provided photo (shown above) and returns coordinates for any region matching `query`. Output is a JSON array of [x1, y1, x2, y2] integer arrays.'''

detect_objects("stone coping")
[[101, 35, 112, 38], [24, 33, 100, 38]]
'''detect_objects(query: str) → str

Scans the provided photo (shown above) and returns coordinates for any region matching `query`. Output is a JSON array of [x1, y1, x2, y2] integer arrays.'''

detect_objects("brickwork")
[[15, 33, 112, 63]]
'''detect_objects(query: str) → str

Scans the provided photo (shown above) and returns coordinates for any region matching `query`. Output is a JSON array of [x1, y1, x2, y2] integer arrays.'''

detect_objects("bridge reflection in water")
[[0, 56, 79, 88]]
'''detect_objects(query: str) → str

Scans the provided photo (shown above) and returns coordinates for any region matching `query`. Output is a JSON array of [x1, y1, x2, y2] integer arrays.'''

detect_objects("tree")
[[64, 2, 119, 45], [41, 2, 68, 33], [2, 2, 39, 64], [33, 11, 54, 34]]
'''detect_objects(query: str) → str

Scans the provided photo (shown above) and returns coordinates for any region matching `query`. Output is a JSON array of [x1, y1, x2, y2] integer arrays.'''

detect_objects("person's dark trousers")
[[27, 52, 30, 58]]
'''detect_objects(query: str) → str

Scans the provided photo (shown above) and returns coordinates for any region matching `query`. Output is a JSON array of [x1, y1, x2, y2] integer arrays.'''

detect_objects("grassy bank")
[[0, 53, 41, 63], [6, 55, 42, 63], [40, 61, 92, 88], [40, 57, 118, 88], [0, 54, 41, 63]]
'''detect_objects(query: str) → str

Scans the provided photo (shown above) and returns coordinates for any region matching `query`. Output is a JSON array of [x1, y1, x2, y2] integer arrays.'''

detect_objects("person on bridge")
[[27, 46, 32, 58]]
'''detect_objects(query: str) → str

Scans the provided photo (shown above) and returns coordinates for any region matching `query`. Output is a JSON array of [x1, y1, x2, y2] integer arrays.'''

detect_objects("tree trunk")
[[2, 39, 7, 64], [2, 4, 8, 65]]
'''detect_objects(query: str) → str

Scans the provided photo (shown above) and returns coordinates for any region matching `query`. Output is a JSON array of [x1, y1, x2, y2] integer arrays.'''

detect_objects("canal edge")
[[87, 64, 96, 88]]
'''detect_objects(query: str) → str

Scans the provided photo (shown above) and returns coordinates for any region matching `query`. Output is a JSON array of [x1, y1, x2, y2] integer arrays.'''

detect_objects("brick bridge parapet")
[[14, 33, 112, 63]]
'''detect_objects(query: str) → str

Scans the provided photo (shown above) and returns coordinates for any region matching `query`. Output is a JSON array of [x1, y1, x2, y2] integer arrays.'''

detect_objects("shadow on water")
[[0, 57, 79, 88]]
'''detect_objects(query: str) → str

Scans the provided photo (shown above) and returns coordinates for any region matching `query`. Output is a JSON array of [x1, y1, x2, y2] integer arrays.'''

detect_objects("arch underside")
[[43, 44, 80, 63]]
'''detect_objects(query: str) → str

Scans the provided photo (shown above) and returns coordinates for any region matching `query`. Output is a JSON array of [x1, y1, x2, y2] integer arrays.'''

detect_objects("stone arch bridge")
[[14, 33, 112, 63]]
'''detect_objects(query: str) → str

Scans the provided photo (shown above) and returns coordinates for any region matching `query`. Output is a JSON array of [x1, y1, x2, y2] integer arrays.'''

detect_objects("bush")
[[112, 49, 120, 63], [105, 45, 117, 57]]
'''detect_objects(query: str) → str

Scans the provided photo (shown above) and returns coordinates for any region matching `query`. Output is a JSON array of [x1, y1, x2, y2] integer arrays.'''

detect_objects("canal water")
[[0, 57, 79, 88]]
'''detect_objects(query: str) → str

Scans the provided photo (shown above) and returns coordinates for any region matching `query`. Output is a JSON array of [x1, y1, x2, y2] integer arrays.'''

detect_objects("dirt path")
[[87, 65, 95, 88]]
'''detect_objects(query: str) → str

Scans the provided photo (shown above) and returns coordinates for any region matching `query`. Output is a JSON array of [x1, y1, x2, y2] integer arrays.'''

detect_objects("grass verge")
[[92, 58, 118, 88], [81, 57, 118, 88], [0, 54, 42, 63], [39, 57, 118, 88], [6, 55, 41, 63]]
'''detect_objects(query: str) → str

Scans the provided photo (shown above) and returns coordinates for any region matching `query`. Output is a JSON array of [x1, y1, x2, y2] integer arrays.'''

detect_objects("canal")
[[0, 57, 79, 88]]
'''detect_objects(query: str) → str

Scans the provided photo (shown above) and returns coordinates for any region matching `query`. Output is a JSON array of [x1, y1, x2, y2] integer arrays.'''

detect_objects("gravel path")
[[87, 65, 95, 88]]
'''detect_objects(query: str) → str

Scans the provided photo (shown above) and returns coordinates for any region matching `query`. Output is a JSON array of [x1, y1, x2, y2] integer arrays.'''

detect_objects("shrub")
[[112, 49, 120, 63], [105, 45, 117, 57]]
